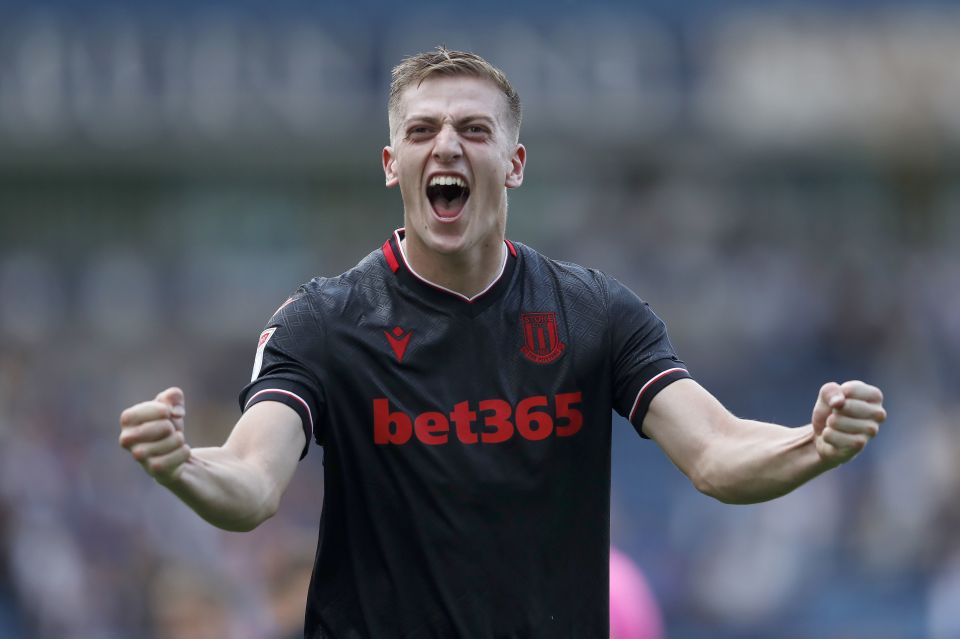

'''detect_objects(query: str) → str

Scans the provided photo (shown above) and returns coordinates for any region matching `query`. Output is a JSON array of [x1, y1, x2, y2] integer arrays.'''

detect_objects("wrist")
[[811, 432, 847, 471], [154, 449, 193, 490]]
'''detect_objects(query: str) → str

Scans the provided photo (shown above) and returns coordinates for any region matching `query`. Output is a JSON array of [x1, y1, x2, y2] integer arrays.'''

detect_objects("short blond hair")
[[388, 47, 522, 142]]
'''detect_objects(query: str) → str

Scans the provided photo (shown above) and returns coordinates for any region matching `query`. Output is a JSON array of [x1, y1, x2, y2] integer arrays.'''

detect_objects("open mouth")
[[426, 175, 470, 219]]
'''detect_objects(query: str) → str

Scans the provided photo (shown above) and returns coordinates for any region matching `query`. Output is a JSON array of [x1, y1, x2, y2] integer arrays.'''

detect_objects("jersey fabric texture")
[[239, 229, 690, 639]]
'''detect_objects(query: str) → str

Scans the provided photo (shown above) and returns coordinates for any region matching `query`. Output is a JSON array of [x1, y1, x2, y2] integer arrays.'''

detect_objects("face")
[[382, 75, 525, 258]]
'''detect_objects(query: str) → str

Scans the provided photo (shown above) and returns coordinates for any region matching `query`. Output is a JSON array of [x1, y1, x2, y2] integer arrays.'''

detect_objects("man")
[[119, 48, 886, 638]]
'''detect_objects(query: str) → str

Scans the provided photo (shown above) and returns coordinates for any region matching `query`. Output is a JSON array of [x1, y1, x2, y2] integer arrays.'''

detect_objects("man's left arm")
[[643, 378, 886, 504]]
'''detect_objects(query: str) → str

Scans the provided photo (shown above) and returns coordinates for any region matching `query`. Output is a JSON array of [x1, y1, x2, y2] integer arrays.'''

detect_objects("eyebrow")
[[404, 114, 497, 128]]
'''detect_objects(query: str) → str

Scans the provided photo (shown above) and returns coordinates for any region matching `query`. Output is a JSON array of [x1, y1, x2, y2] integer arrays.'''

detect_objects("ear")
[[505, 143, 526, 189], [383, 146, 399, 188]]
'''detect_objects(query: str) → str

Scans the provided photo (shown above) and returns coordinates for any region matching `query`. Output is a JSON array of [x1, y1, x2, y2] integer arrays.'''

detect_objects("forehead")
[[396, 75, 508, 123]]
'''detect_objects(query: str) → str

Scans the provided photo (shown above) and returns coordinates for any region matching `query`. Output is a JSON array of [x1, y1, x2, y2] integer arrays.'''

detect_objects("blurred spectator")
[[610, 547, 663, 639], [149, 564, 234, 639]]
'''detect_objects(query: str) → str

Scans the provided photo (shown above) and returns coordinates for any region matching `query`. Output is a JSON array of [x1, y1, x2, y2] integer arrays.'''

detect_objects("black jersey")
[[240, 229, 690, 639]]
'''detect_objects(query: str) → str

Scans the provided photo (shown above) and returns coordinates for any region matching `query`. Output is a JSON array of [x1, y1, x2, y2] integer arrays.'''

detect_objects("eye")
[[463, 125, 490, 138], [405, 125, 434, 141]]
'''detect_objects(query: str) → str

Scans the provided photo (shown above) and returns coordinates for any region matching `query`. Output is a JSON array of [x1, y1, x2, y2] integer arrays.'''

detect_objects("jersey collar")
[[381, 228, 518, 313]]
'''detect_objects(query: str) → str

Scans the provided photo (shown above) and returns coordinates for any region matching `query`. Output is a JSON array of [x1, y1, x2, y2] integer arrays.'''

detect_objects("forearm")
[[160, 446, 282, 532], [693, 420, 836, 505]]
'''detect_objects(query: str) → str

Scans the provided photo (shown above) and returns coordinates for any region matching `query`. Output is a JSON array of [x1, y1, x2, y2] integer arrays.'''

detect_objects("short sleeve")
[[238, 291, 326, 458], [607, 276, 691, 437]]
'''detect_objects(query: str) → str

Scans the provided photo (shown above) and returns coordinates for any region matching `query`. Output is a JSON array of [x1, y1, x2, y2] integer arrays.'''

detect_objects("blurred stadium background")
[[1, 0, 959, 637]]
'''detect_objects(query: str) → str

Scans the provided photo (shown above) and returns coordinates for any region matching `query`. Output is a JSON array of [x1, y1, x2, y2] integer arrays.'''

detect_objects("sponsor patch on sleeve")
[[251, 327, 277, 381]]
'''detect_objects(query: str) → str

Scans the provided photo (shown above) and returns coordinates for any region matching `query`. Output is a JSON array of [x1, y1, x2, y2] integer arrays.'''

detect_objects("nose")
[[432, 124, 462, 163]]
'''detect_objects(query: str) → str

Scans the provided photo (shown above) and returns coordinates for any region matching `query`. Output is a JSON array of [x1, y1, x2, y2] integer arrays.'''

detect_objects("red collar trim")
[[382, 238, 400, 273], [382, 228, 514, 303]]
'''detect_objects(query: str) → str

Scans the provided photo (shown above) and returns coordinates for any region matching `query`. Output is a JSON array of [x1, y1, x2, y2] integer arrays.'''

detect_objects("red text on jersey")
[[373, 392, 583, 445]]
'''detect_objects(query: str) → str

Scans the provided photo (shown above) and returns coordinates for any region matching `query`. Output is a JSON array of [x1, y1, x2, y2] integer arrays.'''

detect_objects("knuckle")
[[150, 402, 170, 419], [120, 409, 139, 427], [120, 432, 138, 449]]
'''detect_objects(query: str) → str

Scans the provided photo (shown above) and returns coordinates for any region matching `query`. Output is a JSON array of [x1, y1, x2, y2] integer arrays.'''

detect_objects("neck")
[[400, 233, 507, 299]]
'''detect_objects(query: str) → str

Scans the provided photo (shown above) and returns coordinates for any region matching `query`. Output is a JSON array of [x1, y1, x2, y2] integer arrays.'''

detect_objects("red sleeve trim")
[[628, 367, 687, 422], [244, 388, 314, 439], [382, 239, 400, 273]]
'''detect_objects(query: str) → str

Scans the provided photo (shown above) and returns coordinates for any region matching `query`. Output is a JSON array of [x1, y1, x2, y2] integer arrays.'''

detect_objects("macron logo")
[[384, 326, 412, 362]]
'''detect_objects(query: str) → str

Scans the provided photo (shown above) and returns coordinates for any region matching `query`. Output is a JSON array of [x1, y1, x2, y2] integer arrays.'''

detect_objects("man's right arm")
[[119, 387, 305, 532]]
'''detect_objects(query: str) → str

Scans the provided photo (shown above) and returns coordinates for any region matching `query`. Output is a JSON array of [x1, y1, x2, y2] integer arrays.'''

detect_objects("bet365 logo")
[[373, 392, 583, 445]]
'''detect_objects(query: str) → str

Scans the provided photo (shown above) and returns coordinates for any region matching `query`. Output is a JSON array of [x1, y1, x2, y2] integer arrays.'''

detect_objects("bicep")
[[642, 378, 735, 479], [223, 401, 306, 497]]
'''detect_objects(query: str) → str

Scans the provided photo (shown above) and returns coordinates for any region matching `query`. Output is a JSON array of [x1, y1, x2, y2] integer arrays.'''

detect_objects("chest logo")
[[384, 326, 413, 362], [520, 312, 565, 364]]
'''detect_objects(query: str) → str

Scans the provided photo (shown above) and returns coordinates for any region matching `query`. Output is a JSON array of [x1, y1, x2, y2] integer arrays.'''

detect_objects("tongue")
[[432, 194, 466, 219]]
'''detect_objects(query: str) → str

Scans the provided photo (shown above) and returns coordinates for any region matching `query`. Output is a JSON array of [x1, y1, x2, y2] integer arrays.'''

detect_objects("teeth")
[[429, 175, 467, 188]]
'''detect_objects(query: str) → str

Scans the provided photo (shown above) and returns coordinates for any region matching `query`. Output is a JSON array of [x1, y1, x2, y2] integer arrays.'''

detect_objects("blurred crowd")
[[1, 3, 959, 638]]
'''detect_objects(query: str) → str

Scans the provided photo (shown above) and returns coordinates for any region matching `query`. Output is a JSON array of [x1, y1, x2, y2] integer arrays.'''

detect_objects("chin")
[[407, 202, 501, 256], [421, 228, 473, 255]]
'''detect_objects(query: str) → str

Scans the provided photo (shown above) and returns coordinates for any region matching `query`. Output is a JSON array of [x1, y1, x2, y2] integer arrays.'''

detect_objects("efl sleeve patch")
[[251, 327, 277, 382], [239, 290, 327, 452]]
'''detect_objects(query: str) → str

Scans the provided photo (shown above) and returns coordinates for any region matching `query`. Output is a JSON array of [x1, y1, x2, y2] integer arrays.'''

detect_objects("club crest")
[[520, 312, 565, 364]]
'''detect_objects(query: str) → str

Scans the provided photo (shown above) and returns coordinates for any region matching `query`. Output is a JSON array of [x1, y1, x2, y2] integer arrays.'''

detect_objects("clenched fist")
[[812, 380, 886, 466], [119, 387, 191, 484]]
